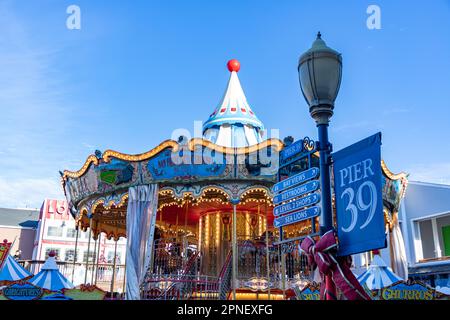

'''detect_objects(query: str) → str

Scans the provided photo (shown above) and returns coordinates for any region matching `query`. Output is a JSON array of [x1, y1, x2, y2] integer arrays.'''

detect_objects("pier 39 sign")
[[332, 133, 385, 256]]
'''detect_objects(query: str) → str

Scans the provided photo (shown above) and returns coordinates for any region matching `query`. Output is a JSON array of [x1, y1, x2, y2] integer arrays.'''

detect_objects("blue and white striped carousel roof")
[[357, 255, 403, 290], [28, 256, 74, 291], [203, 60, 265, 148], [0, 255, 32, 282]]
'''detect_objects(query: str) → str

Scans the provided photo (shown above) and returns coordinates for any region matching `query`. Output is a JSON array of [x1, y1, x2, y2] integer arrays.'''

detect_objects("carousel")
[[61, 59, 409, 300]]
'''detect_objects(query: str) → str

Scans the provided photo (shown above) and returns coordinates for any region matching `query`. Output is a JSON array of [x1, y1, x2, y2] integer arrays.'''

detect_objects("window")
[[442, 225, 450, 257], [66, 228, 77, 238], [44, 248, 61, 260], [419, 220, 434, 260], [417, 214, 450, 261], [107, 251, 122, 264], [64, 249, 79, 262], [83, 251, 96, 263], [107, 251, 115, 263], [47, 226, 63, 237]]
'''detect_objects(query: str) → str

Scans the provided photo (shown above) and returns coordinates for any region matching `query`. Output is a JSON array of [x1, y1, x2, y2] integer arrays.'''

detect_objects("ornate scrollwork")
[[302, 136, 316, 152]]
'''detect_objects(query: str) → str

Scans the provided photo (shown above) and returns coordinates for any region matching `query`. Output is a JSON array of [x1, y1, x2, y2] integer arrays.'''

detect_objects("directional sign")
[[272, 167, 319, 194], [280, 139, 305, 162], [273, 180, 320, 205], [273, 206, 321, 228], [333, 132, 385, 256], [274, 193, 320, 216]]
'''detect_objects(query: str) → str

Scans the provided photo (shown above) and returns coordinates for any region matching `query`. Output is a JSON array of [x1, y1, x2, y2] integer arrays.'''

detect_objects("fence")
[[18, 260, 127, 294], [237, 240, 311, 289]]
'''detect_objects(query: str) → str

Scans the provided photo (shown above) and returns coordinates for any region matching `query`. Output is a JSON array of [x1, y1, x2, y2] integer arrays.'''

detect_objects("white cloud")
[[405, 162, 450, 185], [0, 176, 64, 209]]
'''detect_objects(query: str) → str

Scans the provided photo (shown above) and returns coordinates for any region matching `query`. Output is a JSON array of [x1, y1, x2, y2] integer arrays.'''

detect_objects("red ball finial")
[[48, 250, 56, 257], [227, 59, 240, 72]]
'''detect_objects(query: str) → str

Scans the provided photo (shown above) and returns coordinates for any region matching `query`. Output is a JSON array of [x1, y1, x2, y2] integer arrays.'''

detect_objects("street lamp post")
[[298, 32, 342, 236]]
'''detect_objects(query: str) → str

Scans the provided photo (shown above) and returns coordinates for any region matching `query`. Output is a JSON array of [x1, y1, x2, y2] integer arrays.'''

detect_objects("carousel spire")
[[203, 59, 265, 147]]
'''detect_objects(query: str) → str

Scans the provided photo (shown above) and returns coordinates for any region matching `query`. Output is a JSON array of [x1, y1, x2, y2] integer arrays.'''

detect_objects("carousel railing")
[[18, 260, 126, 293], [141, 250, 233, 300], [154, 250, 201, 298], [141, 274, 221, 300], [218, 251, 233, 300], [236, 239, 311, 288], [151, 238, 197, 276]]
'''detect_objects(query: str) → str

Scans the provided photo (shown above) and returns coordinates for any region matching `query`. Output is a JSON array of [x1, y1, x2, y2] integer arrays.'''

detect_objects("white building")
[[32, 199, 127, 264], [32, 199, 127, 289], [352, 180, 450, 292], [399, 181, 450, 289]]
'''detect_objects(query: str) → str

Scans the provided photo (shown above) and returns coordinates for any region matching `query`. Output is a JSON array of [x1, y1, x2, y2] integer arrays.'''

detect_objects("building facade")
[[399, 181, 450, 290], [32, 199, 127, 265], [0, 207, 39, 260]]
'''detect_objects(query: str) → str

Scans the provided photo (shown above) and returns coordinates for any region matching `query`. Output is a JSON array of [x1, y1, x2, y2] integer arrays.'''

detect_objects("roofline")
[[0, 207, 40, 212], [0, 225, 37, 230], [408, 180, 450, 189]]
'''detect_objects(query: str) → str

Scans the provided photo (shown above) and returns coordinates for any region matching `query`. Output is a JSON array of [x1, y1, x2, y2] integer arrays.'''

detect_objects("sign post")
[[332, 132, 386, 256]]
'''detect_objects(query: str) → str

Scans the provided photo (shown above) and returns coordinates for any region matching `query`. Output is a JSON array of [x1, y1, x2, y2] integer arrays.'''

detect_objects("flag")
[[0, 240, 12, 270]]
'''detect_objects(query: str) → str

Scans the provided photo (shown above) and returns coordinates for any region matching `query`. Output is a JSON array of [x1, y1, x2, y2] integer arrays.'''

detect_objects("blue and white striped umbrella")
[[0, 255, 32, 282], [29, 256, 74, 291], [357, 255, 402, 290]]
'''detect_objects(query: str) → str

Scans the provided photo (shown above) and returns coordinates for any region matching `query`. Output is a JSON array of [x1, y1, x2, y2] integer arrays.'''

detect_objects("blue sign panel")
[[272, 167, 319, 193], [274, 206, 320, 227], [273, 180, 320, 205], [147, 149, 226, 180], [332, 132, 385, 256], [3, 283, 43, 300], [280, 139, 305, 162], [273, 193, 320, 216]]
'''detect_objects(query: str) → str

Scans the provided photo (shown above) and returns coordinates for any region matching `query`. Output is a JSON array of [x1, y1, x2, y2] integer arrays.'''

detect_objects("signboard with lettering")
[[379, 281, 436, 300], [273, 193, 320, 216], [273, 180, 320, 205], [280, 139, 305, 162], [272, 167, 319, 193], [273, 206, 320, 228], [147, 148, 227, 181], [2, 283, 43, 300], [332, 133, 385, 256]]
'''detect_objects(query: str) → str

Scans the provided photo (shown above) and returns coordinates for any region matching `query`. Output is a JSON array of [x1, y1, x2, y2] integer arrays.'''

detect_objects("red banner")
[[0, 240, 12, 269]]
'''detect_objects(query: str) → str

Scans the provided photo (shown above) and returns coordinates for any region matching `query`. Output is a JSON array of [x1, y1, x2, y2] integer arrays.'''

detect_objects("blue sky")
[[0, 0, 449, 208]]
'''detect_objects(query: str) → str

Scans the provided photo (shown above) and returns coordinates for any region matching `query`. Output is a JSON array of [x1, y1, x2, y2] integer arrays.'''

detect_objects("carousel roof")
[[203, 59, 265, 148], [29, 252, 74, 291], [0, 255, 32, 282], [357, 254, 403, 290]]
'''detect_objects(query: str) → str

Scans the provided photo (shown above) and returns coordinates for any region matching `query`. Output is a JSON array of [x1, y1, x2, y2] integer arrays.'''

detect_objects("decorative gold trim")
[[102, 139, 179, 163], [188, 138, 284, 155], [63, 155, 99, 179], [381, 160, 408, 180], [63, 138, 283, 180], [91, 200, 105, 214]]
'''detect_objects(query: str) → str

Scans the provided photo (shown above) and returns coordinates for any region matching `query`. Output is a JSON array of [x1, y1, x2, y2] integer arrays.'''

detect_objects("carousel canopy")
[[29, 252, 74, 291], [203, 59, 265, 147], [357, 254, 402, 290], [0, 255, 32, 282]]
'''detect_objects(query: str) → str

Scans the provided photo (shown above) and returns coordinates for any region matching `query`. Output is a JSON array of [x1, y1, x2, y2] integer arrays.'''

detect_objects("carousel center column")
[[231, 199, 239, 300]]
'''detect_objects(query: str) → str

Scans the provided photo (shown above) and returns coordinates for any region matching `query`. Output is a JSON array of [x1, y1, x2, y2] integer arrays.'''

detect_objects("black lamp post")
[[298, 32, 342, 235]]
